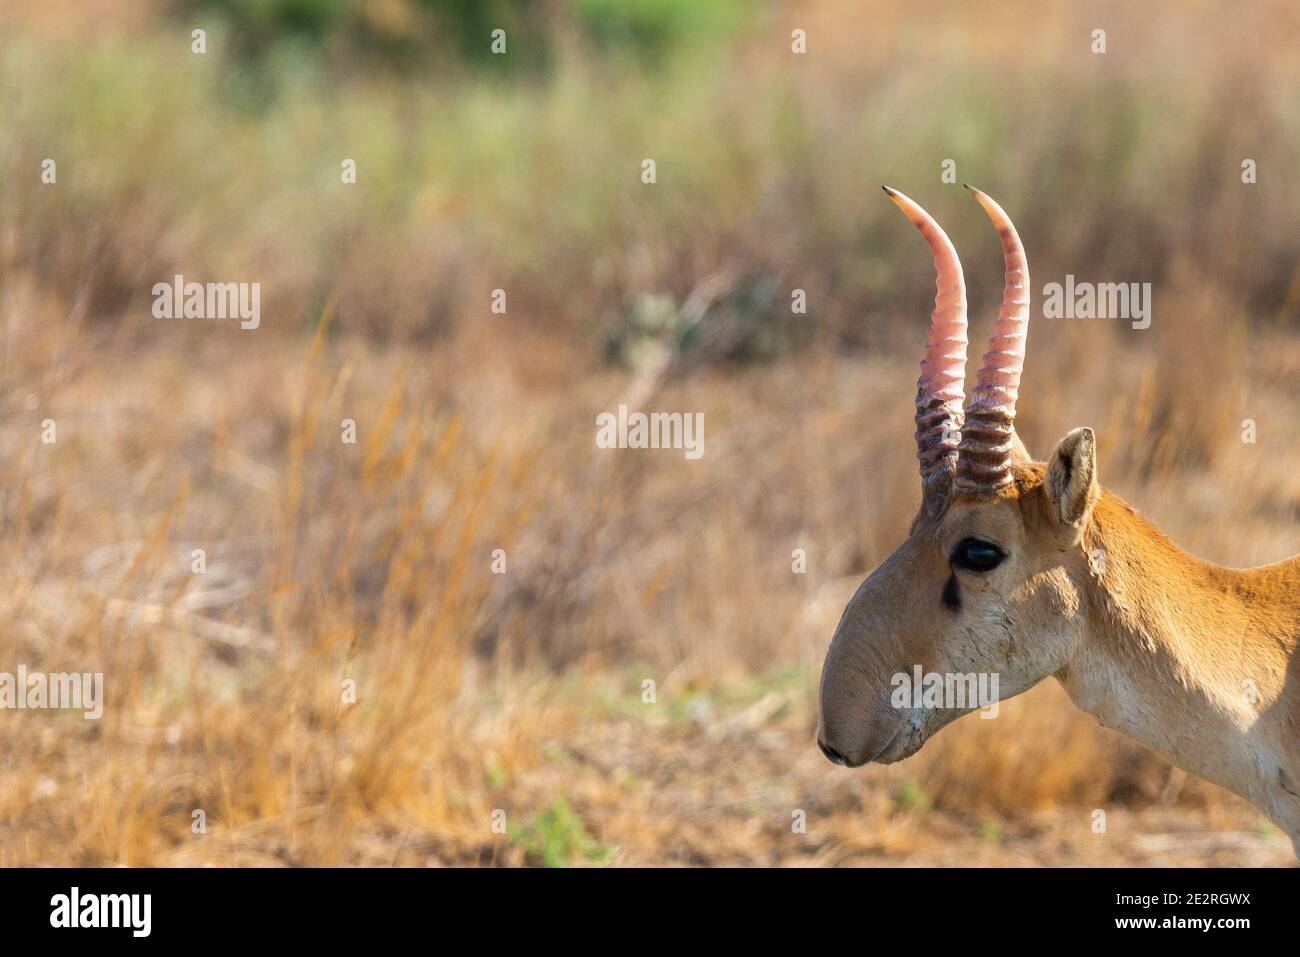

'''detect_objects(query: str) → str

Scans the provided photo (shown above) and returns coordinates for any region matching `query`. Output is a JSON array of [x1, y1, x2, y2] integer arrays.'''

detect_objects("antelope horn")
[[882, 186, 968, 497], [956, 186, 1029, 491]]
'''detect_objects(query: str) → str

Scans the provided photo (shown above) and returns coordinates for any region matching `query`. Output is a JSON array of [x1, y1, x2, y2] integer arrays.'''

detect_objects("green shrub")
[[509, 798, 617, 867]]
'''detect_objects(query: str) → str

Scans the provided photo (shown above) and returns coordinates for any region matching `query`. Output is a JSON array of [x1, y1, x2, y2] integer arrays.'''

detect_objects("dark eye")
[[952, 538, 1005, 572]]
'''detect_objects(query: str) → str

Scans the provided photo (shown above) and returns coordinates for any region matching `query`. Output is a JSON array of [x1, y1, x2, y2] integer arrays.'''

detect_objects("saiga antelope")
[[817, 186, 1300, 854]]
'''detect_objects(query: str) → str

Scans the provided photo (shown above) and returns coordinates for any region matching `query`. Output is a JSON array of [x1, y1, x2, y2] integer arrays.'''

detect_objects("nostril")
[[818, 738, 848, 766]]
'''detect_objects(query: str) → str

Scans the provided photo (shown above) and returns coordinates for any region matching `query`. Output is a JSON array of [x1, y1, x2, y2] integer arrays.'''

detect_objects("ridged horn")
[[882, 186, 968, 500], [956, 186, 1029, 492]]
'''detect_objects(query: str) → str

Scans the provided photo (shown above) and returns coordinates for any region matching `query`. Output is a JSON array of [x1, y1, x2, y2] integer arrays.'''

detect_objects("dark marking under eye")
[[942, 573, 961, 611]]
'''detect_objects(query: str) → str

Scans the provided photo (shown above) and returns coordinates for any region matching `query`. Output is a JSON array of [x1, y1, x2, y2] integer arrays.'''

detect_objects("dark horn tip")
[[882, 185, 898, 197]]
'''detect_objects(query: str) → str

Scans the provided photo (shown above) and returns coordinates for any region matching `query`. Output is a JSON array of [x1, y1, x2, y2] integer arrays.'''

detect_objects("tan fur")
[[818, 431, 1300, 853]]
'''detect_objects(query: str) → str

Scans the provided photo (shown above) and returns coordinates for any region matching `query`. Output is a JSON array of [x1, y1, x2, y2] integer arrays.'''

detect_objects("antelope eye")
[[953, 538, 1005, 572]]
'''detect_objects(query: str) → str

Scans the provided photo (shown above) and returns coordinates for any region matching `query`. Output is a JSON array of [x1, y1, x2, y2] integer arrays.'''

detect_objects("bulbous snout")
[[816, 730, 894, 768], [816, 704, 906, 768], [817, 550, 922, 768], [816, 736, 850, 766], [817, 621, 911, 767]]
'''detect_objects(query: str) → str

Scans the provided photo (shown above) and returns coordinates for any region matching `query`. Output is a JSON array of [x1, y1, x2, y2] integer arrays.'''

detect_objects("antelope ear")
[[1045, 427, 1099, 527]]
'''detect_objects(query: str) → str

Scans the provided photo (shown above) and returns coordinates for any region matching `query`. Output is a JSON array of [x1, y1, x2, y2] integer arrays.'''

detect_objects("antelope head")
[[817, 186, 1101, 768]]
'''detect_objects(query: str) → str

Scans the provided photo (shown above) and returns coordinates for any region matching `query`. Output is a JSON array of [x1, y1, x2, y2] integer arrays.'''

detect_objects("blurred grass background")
[[0, 0, 1297, 865]]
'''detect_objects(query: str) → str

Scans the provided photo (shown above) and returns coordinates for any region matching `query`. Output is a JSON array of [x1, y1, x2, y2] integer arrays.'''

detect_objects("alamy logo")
[[1042, 275, 1151, 329], [50, 887, 151, 937], [595, 404, 704, 460], [152, 274, 261, 329], [0, 666, 104, 719], [890, 665, 1000, 718]]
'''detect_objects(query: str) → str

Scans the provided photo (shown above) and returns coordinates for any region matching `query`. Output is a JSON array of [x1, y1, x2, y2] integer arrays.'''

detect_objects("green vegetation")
[[510, 799, 618, 867], [9, 3, 1297, 357], [893, 779, 931, 814], [186, 0, 748, 70]]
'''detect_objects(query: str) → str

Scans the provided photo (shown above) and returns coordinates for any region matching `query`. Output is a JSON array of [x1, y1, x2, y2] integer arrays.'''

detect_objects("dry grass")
[[0, 308, 1293, 866], [0, 0, 1297, 866]]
